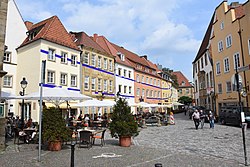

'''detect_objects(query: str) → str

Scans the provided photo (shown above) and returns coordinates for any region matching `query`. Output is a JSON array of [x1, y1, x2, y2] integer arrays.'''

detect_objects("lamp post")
[[20, 77, 28, 129]]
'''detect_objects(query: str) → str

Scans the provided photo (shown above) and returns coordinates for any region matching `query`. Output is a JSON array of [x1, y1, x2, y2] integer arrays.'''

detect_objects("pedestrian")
[[192, 109, 200, 130], [199, 110, 206, 129], [208, 111, 215, 129]]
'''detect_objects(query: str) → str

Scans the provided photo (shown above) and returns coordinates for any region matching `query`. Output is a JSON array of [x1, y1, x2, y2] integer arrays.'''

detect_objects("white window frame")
[[233, 52, 240, 69], [226, 81, 232, 92], [118, 84, 122, 93], [124, 85, 127, 94], [141, 75, 144, 83], [218, 40, 223, 52], [3, 51, 11, 63], [129, 86, 132, 94], [91, 54, 96, 66], [84, 76, 89, 90], [98, 78, 102, 91], [142, 89, 145, 97], [97, 56, 101, 68], [104, 58, 108, 69], [136, 88, 140, 96], [71, 54, 77, 66], [103, 79, 107, 91], [47, 70, 55, 83], [61, 52, 67, 64], [123, 69, 127, 78], [220, 21, 224, 30], [218, 83, 222, 93], [109, 60, 113, 71], [136, 74, 140, 82], [128, 71, 131, 78], [109, 80, 113, 92], [216, 61, 221, 75], [3, 75, 12, 87], [70, 75, 77, 87], [84, 52, 89, 64], [118, 68, 122, 75], [48, 48, 56, 61], [91, 78, 96, 90], [225, 34, 232, 48], [60, 73, 67, 86], [224, 57, 230, 73]]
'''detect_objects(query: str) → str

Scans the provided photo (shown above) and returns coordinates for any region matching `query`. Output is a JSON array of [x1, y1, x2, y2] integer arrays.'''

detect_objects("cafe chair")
[[13, 128, 27, 144], [79, 130, 92, 149], [92, 129, 106, 147]]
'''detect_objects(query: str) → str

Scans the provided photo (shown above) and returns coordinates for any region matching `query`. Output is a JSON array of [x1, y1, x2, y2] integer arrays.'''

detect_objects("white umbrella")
[[173, 102, 184, 106], [73, 99, 115, 107], [20, 87, 92, 106], [0, 91, 17, 99], [131, 102, 149, 107]]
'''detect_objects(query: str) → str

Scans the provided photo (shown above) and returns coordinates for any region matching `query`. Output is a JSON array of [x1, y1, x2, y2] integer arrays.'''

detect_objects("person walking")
[[208, 111, 215, 129], [199, 110, 206, 129], [192, 109, 200, 130]]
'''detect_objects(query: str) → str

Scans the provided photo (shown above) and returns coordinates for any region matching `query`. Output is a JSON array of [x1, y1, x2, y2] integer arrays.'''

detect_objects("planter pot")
[[48, 140, 62, 151], [119, 136, 131, 147]]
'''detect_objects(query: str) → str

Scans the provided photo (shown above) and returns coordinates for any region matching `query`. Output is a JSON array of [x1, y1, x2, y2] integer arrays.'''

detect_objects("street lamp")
[[20, 77, 28, 129]]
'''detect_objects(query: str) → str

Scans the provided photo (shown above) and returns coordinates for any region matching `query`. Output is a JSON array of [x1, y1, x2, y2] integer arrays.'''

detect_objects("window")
[[60, 73, 67, 85], [226, 81, 232, 92], [97, 56, 101, 68], [186, 89, 189, 94], [123, 69, 127, 77], [234, 52, 240, 69], [226, 34, 232, 48], [145, 68, 149, 72], [71, 75, 77, 87], [210, 72, 213, 87], [181, 81, 186, 86], [206, 73, 209, 88], [216, 62, 221, 75], [3, 51, 11, 62], [146, 89, 149, 97], [153, 79, 156, 86], [157, 80, 160, 87], [218, 40, 223, 52], [158, 91, 160, 98], [104, 58, 108, 69], [91, 54, 96, 66], [128, 71, 131, 78], [154, 91, 156, 97], [195, 63, 198, 73], [47, 70, 55, 83], [91, 78, 96, 90], [109, 80, 113, 92], [129, 86, 132, 94], [205, 53, 208, 66], [71, 54, 77, 66], [179, 89, 182, 94], [201, 57, 204, 68], [103, 79, 107, 91], [218, 83, 222, 93], [220, 21, 224, 30], [195, 80, 198, 92], [84, 52, 89, 64], [141, 75, 144, 83], [61, 52, 67, 64], [142, 89, 145, 97], [136, 88, 140, 96], [118, 68, 122, 75], [150, 90, 153, 97], [48, 48, 55, 61], [109, 60, 113, 71], [84, 76, 89, 90], [150, 78, 152, 85], [3, 75, 12, 87], [224, 57, 230, 72], [118, 85, 122, 93], [146, 77, 148, 84], [98, 78, 102, 91], [136, 74, 140, 82], [124, 86, 127, 94]]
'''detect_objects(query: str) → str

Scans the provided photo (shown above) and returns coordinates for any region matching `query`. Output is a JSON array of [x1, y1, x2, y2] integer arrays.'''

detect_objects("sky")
[[15, 0, 247, 81]]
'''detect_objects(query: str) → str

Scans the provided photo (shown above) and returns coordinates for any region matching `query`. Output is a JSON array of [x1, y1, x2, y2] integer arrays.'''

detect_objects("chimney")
[[230, 2, 240, 8], [140, 55, 147, 60], [25, 21, 33, 30], [93, 33, 98, 42]]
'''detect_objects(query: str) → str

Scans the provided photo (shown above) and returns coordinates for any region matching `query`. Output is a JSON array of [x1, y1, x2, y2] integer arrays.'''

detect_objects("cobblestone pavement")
[[0, 113, 249, 167]]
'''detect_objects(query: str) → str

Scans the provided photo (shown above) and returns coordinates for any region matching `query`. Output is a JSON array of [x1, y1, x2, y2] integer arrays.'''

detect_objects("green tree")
[[178, 96, 192, 105]]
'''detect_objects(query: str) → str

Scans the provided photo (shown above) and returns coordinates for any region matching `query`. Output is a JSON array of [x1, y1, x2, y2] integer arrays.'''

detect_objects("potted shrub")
[[109, 98, 139, 147], [42, 107, 71, 151]]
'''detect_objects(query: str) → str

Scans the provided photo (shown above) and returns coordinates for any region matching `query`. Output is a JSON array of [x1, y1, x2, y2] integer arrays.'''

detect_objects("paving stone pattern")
[[0, 113, 249, 167]]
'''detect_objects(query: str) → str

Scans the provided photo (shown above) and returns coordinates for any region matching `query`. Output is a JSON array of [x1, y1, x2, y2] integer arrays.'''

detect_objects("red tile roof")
[[19, 16, 79, 51], [70, 31, 112, 57], [172, 71, 192, 87]]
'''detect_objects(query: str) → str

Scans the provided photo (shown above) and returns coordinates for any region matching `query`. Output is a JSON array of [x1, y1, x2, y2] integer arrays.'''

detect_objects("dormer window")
[[28, 31, 37, 40], [181, 81, 186, 86], [117, 52, 125, 61]]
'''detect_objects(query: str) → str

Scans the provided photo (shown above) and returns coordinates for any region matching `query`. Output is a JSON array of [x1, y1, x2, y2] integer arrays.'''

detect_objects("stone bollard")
[[71, 142, 75, 167], [155, 163, 163, 167]]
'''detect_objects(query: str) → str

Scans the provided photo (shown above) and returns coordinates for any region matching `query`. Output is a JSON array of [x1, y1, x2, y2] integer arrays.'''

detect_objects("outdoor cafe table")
[[23, 128, 37, 143], [77, 127, 105, 135]]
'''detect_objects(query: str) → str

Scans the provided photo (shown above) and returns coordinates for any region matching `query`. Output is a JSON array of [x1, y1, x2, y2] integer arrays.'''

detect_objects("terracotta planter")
[[48, 140, 62, 151], [119, 136, 132, 147]]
